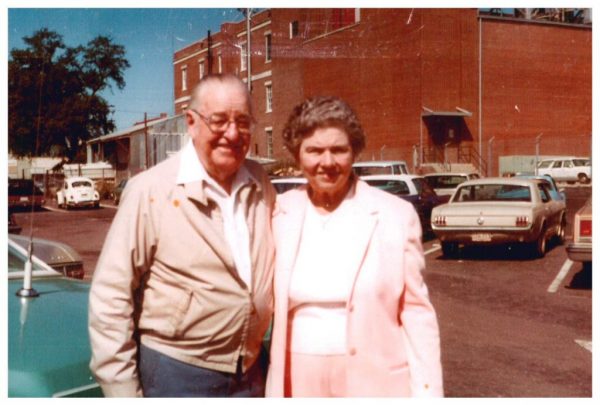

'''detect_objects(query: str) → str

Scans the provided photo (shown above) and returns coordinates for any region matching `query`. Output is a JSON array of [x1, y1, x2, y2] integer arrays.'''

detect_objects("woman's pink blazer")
[[265, 180, 443, 397]]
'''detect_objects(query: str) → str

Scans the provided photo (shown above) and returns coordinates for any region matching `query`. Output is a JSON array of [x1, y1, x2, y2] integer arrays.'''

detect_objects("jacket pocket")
[[166, 288, 193, 337]]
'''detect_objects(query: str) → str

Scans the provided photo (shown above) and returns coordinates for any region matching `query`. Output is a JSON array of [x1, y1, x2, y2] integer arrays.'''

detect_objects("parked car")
[[536, 157, 591, 184], [424, 172, 480, 197], [270, 177, 307, 194], [352, 160, 410, 176], [56, 176, 100, 209], [9, 212, 22, 234], [566, 197, 592, 264], [431, 177, 567, 258], [9, 234, 85, 279], [361, 174, 445, 233], [8, 238, 102, 397], [112, 178, 129, 205], [8, 178, 45, 210]]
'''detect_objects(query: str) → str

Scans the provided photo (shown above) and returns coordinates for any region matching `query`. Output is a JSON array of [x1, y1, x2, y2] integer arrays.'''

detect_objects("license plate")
[[472, 233, 492, 242], [20, 197, 29, 202]]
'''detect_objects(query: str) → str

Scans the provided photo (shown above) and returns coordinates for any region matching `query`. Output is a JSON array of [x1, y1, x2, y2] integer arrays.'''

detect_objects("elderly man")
[[89, 74, 276, 397]]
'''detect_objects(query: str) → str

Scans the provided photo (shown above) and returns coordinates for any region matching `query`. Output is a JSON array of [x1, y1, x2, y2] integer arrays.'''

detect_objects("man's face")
[[187, 81, 251, 188]]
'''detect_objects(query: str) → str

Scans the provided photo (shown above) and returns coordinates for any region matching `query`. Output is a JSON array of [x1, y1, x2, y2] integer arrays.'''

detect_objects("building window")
[[199, 60, 205, 79], [266, 127, 273, 158], [265, 82, 272, 113], [265, 33, 272, 62], [218, 53, 222, 73], [181, 66, 187, 91], [290, 20, 299, 38], [240, 42, 247, 71]]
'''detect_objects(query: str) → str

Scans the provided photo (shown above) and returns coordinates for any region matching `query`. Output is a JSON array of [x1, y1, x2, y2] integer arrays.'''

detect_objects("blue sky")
[[7, 8, 248, 131]]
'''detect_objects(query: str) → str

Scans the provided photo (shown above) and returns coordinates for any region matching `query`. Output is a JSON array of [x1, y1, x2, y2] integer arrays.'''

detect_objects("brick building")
[[173, 8, 591, 175]]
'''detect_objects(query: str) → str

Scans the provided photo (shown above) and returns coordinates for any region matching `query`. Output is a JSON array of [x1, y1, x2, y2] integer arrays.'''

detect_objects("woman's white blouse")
[[288, 194, 358, 354]]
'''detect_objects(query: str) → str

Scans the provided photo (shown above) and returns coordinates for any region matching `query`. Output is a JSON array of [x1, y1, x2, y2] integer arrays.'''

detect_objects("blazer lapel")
[[344, 183, 378, 295], [273, 189, 308, 274]]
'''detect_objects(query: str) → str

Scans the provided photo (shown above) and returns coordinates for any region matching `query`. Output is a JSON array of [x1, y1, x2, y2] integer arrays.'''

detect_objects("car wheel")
[[578, 173, 590, 184], [441, 241, 458, 258], [533, 225, 547, 258]]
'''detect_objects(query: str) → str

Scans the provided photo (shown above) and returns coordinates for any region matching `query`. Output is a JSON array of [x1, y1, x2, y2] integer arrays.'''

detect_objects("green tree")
[[8, 28, 130, 161]]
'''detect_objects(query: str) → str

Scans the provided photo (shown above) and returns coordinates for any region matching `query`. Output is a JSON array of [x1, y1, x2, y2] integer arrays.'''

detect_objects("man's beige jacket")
[[88, 152, 276, 397]]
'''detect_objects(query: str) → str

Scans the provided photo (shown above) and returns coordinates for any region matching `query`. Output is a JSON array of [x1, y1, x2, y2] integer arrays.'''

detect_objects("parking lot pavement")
[[41, 198, 118, 211]]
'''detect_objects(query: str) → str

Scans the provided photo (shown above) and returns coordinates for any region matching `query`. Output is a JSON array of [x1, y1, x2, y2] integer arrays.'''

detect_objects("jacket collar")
[[176, 139, 261, 206]]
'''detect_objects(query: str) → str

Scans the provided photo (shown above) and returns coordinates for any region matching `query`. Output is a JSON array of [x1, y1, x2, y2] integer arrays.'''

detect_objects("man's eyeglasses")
[[189, 108, 253, 134]]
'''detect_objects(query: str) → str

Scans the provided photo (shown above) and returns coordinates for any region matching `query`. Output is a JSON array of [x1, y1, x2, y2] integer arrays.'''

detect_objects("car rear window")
[[573, 159, 590, 167], [537, 161, 552, 168], [9, 180, 43, 196], [454, 184, 532, 202], [72, 181, 93, 188]]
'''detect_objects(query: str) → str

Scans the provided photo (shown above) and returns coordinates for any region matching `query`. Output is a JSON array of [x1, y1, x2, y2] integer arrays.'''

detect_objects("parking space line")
[[424, 244, 441, 256], [43, 206, 62, 213], [575, 340, 592, 353], [547, 258, 574, 293]]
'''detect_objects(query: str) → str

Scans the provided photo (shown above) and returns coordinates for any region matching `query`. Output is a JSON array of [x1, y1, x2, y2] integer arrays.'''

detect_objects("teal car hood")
[[8, 277, 102, 397]]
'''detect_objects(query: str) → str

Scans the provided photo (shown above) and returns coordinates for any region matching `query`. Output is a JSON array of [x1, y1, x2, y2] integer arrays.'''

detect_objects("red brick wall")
[[172, 9, 591, 175], [481, 18, 592, 174]]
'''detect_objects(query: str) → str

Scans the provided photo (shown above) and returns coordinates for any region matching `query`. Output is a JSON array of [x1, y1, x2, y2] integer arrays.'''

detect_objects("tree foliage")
[[9, 28, 130, 161]]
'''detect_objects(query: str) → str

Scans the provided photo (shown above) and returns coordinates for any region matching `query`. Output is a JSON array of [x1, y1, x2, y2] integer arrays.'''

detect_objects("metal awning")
[[421, 106, 473, 117]]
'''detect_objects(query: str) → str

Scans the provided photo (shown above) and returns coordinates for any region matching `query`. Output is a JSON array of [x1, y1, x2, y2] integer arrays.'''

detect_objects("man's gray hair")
[[188, 74, 253, 116]]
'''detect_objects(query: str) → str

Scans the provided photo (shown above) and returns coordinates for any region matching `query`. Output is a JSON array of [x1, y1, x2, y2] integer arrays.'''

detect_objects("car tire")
[[441, 241, 459, 258], [578, 173, 590, 184], [532, 225, 547, 258], [555, 215, 566, 245]]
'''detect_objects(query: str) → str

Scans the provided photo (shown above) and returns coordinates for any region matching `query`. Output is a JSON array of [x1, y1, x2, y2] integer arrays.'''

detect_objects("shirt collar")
[[176, 139, 257, 193]]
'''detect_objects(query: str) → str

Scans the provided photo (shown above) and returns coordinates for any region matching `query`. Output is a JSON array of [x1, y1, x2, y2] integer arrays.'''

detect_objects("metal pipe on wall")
[[478, 16, 483, 174]]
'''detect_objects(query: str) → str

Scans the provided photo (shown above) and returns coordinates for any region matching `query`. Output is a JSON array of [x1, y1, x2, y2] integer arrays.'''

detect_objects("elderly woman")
[[265, 96, 443, 397]]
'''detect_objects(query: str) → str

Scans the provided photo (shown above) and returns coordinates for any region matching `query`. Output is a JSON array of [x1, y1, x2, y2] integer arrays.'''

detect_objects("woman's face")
[[298, 127, 354, 196]]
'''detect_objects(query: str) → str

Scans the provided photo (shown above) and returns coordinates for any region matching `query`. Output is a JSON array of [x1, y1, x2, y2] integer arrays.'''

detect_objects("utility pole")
[[535, 133, 543, 175], [487, 136, 495, 177], [239, 8, 253, 92], [207, 30, 213, 74], [144, 112, 149, 169]]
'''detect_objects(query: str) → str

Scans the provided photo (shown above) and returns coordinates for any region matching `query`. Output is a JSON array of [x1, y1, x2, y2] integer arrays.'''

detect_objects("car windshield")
[[364, 179, 410, 195], [271, 181, 304, 194], [412, 178, 434, 194], [72, 181, 93, 188], [354, 166, 392, 176], [426, 175, 467, 188], [537, 161, 552, 168], [8, 243, 53, 274], [453, 184, 532, 202]]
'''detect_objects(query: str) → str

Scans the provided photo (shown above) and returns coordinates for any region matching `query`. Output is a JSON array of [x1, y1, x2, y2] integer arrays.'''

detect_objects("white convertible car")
[[431, 177, 566, 258]]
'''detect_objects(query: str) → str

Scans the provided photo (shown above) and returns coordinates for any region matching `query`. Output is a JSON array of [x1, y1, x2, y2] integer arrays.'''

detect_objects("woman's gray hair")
[[282, 96, 366, 158]]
